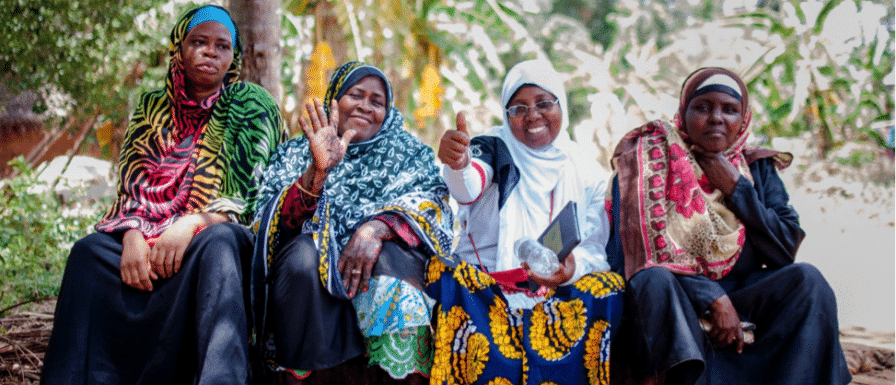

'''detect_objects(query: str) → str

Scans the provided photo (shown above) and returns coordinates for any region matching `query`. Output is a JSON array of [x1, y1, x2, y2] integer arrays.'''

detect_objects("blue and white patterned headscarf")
[[254, 62, 454, 299]]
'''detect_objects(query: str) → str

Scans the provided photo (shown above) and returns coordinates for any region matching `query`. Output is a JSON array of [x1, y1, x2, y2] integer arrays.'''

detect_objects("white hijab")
[[492, 60, 589, 272]]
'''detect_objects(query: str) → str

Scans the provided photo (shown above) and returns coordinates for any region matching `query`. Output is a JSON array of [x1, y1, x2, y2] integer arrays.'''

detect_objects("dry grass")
[[0, 300, 54, 385]]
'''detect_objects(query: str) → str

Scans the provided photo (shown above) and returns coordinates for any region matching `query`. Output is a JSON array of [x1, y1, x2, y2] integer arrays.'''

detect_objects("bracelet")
[[295, 177, 321, 198]]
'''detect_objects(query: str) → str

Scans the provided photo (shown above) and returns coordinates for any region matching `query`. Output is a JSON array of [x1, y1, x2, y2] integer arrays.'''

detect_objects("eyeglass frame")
[[504, 98, 560, 118]]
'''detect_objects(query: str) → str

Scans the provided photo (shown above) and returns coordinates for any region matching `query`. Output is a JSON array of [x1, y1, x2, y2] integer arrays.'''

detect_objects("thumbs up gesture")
[[438, 112, 472, 170]]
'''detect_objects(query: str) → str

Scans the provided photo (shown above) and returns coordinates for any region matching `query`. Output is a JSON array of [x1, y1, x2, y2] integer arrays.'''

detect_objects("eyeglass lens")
[[507, 100, 556, 117]]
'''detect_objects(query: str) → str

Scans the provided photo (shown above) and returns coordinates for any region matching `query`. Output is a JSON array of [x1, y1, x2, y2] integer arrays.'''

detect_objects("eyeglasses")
[[505, 99, 559, 118]]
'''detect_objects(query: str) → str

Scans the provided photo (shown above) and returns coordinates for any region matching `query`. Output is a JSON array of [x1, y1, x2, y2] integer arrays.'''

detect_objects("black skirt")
[[616, 263, 852, 385], [266, 233, 428, 371], [41, 223, 254, 385]]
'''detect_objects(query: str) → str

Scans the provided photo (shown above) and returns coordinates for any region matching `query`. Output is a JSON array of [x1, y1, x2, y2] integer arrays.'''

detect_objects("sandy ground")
[[784, 176, 895, 335]]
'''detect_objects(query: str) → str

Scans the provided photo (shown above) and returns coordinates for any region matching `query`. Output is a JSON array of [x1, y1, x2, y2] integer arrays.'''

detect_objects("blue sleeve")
[[677, 274, 728, 314], [606, 175, 625, 275]]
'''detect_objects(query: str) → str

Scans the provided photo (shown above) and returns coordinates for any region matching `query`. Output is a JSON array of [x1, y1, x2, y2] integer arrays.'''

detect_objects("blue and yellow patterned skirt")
[[425, 258, 624, 385]]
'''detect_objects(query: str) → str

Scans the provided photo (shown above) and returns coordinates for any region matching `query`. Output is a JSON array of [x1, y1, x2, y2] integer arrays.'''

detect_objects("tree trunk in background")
[[229, 0, 283, 103], [314, 0, 348, 68]]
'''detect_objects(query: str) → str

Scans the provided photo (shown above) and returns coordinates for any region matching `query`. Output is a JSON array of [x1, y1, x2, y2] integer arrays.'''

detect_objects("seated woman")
[[607, 67, 851, 384], [252, 62, 454, 384], [428, 59, 624, 385], [41, 5, 286, 384]]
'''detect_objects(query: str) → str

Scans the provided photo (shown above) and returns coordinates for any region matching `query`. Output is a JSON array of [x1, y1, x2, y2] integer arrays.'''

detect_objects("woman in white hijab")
[[425, 59, 624, 385]]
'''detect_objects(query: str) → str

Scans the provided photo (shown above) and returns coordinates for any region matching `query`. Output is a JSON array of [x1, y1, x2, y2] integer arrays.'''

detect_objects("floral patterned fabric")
[[610, 67, 794, 280], [425, 258, 624, 385], [611, 120, 746, 280]]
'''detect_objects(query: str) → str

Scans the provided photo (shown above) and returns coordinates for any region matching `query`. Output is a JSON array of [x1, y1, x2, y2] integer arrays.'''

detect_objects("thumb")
[[341, 129, 357, 145], [455, 112, 469, 135]]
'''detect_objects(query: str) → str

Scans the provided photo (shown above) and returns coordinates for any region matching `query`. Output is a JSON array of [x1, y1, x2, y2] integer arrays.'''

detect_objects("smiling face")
[[335, 75, 388, 143], [180, 21, 233, 100], [683, 91, 744, 153], [506, 85, 562, 149]]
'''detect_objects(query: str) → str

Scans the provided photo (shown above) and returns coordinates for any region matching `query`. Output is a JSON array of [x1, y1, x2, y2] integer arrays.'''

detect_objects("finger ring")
[[352, 269, 361, 275]]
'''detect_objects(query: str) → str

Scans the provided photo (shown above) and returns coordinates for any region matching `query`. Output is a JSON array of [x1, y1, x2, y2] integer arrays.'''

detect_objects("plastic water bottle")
[[515, 236, 559, 277]]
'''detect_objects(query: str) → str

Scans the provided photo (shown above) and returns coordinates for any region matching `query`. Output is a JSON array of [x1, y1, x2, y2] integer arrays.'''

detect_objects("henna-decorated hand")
[[304, 98, 355, 168], [337, 220, 395, 298], [296, 99, 357, 197]]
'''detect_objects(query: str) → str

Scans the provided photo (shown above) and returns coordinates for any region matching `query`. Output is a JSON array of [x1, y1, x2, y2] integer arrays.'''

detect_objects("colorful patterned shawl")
[[254, 62, 455, 300], [95, 5, 287, 238], [612, 68, 790, 280]]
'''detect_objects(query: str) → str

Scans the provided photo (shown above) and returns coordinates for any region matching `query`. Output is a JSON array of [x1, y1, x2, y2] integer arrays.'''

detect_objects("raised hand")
[[302, 99, 356, 172], [690, 145, 739, 197], [297, 99, 357, 197], [438, 112, 472, 170]]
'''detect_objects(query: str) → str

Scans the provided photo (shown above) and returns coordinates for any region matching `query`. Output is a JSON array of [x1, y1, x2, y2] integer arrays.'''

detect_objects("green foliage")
[[740, 0, 894, 156], [0, 157, 103, 313], [0, 0, 167, 120], [552, 0, 619, 49], [835, 150, 876, 167]]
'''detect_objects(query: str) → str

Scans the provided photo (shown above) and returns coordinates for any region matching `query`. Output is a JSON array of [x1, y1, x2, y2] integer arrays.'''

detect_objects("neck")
[[186, 82, 222, 102]]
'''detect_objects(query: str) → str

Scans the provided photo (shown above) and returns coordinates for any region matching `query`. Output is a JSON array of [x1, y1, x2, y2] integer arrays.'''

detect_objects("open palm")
[[300, 99, 356, 174]]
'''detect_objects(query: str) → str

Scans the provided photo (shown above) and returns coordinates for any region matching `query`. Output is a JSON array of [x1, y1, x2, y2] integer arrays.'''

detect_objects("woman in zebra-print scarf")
[[42, 5, 287, 384]]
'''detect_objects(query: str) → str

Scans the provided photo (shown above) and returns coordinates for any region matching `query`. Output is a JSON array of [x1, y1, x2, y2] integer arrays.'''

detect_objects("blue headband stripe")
[[691, 84, 741, 102], [187, 6, 237, 46]]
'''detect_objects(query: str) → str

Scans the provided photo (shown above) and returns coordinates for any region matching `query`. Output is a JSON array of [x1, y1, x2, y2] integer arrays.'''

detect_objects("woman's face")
[[506, 85, 562, 149], [336, 76, 388, 143], [181, 21, 233, 98], [683, 91, 743, 153]]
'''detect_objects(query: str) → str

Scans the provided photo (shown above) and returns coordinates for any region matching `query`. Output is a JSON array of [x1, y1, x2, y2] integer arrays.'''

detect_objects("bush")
[[0, 157, 106, 314]]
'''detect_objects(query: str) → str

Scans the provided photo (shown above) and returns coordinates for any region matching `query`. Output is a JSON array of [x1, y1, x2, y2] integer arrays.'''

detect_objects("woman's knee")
[[628, 267, 676, 293], [784, 262, 835, 302], [68, 232, 119, 269], [273, 234, 319, 283], [196, 222, 252, 248]]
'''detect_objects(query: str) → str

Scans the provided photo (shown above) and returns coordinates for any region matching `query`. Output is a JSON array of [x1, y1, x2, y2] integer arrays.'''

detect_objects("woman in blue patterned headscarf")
[[253, 62, 454, 383]]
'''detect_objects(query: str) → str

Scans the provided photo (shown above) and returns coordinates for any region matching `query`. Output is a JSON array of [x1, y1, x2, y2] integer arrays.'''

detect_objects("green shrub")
[[0, 157, 106, 314]]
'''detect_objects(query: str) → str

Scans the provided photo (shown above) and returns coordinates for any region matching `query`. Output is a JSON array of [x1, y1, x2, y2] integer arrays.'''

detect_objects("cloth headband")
[[335, 65, 392, 108], [691, 74, 742, 101], [187, 6, 237, 46]]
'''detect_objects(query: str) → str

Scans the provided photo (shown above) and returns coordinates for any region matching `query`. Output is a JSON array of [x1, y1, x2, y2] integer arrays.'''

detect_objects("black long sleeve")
[[724, 158, 805, 270]]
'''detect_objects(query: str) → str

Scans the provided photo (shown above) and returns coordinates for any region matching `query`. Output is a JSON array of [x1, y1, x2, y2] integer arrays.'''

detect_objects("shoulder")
[[747, 156, 779, 177], [612, 120, 672, 160], [224, 81, 269, 96], [563, 139, 609, 186], [133, 89, 167, 112], [276, 135, 309, 156], [470, 135, 511, 161], [223, 82, 279, 110]]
